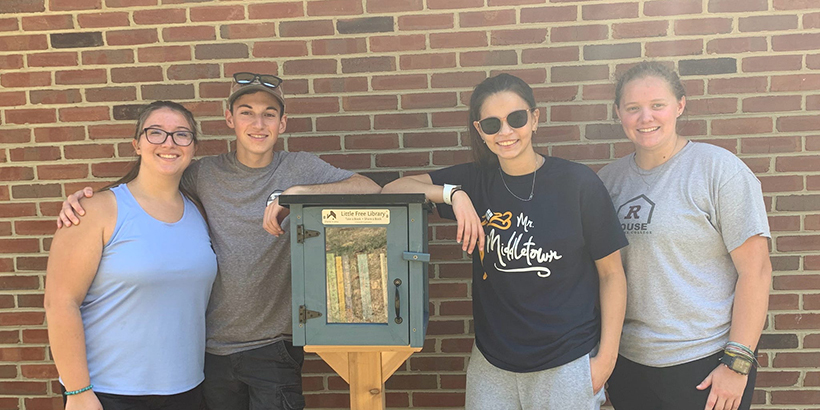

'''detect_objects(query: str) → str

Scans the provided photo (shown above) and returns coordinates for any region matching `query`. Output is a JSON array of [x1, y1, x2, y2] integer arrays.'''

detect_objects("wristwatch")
[[719, 353, 752, 375], [266, 189, 284, 207], [442, 184, 463, 205]]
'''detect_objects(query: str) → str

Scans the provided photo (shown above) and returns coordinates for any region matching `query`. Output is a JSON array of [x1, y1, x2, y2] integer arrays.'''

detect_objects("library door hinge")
[[296, 225, 320, 243], [299, 305, 322, 324]]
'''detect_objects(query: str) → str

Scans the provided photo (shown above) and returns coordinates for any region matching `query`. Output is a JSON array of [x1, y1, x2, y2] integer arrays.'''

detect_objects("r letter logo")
[[617, 195, 654, 234]]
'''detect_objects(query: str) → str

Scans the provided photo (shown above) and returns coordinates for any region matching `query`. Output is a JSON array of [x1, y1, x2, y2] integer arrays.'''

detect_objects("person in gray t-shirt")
[[598, 62, 772, 410], [59, 74, 381, 410]]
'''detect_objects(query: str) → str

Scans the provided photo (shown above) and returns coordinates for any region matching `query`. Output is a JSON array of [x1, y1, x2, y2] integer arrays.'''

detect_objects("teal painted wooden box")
[[280, 194, 430, 348]]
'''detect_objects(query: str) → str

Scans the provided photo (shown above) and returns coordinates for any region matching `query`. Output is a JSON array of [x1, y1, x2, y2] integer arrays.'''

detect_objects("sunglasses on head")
[[233, 72, 282, 89], [476, 109, 531, 135]]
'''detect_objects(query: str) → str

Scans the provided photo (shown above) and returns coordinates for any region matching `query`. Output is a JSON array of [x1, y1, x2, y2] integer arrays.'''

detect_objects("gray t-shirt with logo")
[[182, 151, 354, 356], [597, 142, 770, 367]]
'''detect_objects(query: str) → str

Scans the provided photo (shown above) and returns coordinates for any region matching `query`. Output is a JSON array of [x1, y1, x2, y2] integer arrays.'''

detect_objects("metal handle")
[[393, 278, 403, 324]]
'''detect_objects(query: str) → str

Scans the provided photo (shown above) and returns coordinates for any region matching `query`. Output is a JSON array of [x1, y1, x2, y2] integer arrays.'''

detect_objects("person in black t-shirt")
[[383, 74, 628, 409]]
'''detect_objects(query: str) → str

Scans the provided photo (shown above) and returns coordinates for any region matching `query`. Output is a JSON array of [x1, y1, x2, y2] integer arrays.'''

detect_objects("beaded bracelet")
[[64, 384, 93, 396]]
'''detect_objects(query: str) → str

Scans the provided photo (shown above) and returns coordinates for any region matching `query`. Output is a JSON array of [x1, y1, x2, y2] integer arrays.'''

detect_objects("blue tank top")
[[80, 184, 217, 395]]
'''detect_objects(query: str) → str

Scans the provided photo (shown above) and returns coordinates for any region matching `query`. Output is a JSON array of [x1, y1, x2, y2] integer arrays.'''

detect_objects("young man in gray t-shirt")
[[59, 74, 381, 410]]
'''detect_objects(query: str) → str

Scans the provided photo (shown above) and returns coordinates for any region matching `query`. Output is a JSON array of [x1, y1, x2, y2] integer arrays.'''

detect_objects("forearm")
[[728, 271, 771, 350], [285, 173, 381, 195], [381, 174, 445, 202], [45, 302, 91, 390], [598, 267, 627, 363]]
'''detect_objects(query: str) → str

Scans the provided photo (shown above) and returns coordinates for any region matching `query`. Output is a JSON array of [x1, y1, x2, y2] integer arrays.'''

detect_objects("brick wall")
[[1, 0, 819, 408]]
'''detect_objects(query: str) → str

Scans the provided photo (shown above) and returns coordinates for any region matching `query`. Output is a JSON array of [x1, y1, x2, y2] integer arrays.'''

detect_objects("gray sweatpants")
[[465, 345, 606, 410]]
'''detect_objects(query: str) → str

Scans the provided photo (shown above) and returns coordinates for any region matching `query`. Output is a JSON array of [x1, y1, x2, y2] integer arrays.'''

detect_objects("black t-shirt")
[[430, 156, 627, 372]]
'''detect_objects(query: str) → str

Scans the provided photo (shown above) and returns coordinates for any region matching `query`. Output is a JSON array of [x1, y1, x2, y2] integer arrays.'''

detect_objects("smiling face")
[[132, 107, 196, 178], [474, 91, 539, 173], [616, 75, 686, 155], [226, 90, 287, 168]]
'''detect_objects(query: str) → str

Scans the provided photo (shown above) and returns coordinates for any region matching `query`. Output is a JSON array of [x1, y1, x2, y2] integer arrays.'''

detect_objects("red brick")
[[54, 69, 106, 85], [685, 98, 738, 115], [372, 74, 428, 90], [27, 51, 78, 68], [809, 53, 820, 69], [772, 74, 820, 91], [459, 9, 515, 27], [741, 55, 803, 73], [220, 22, 277, 40], [491, 28, 547, 46], [367, 0, 422, 13], [553, 144, 609, 160], [59, 106, 109, 122], [5, 108, 56, 125], [402, 92, 458, 110], [313, 77, 367, 94], [613, 20, 669, 39], [404, 132, 459, 148], [582, 2, 638, 20], [0, 381, 46, 395], [741, 96, 801, 113], [551, 104, 607, 122], [778, 115, 820, 132], [106, 28, 158, 46], [344, 134, 399, 150], [809, 135, 820, 151], [711, 118, 771, 136], [306, 0, 362, 16], [777, 236, 820, 252], [9, 146, 60, 162], [0, 71, 51, 88], [111, 66, 162, 83], [285, 97, 339, 115], [133, 8, 185, 24], [248, 2, 303, 19], [21, 14, 73, 31], [428, 0, 483, 9], [741, 136, 800, 154], [645, 0, 702, 15], [709, 0, 767, 12], [37, 164, 88, 180], [77, 11, 129, 28], [252, 40, 308, 58], [318, 153, 371, 169], [162, 26, 216, 42], [374, 113, 428, 130], [282, 59, 337, 76], [370, 34, 425, 52], [739, 15, 798, 32], [0, 91, 25, 107], [0, 0, 45, 13], [646, 39, 704, 57], [279, 20, 334, 37], [430, 32, 487, 49], [1, 129, 31, 144], [312, 38, 367, 55], [0, 55, 24, 70], [460, 50, 517, 67], [167, 63, 220, 81], [137, 45, 191, 63], [776, 155, 820, 172], [773, 33, 820, 51], [412, 392, 465, 407], [760, 176, 803, 193], [81, 49, 134, 65], [0, 18, 17, 32], [397, 13, 453, 30], [91, 161, 132, 178], [431, 72, 486, 89], [190, 5, 244, 22], [0, 34, 47, 52], [287, 136, 340, 152], [65, 144, 115, 160], [707, 37, 767, 54], [520, 5, 577, 23], [316, 115, 370, 132], [0, 203, 37, 217], [400, 53, 456, 70], [33, 126, 85, 142], [14, 220, 56, 235], [51, 0, 100, 10], [341, 95, 397, 112], [431, 110, 468, 128], [551, 65, 609, 83], [774, 0, 820, 10], [708, 77, 768, 94], [551, 25, 608, 42]]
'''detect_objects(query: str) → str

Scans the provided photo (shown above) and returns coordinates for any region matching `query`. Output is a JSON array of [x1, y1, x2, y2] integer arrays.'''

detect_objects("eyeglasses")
[[476, 109, 532, 135], [233, 72, 282, 89], [143, 128, 195, 146]]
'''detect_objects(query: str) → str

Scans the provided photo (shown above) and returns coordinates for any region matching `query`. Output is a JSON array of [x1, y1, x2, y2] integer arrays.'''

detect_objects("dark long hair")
[[468, 73, 537, 169], [614, 61, 686, 108], [102, 101, 201, 209]]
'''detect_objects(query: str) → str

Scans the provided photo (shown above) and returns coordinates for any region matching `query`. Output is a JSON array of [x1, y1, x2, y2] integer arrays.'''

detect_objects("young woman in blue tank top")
[[383, 74, 628, 410], [45, 101, 218, 410]]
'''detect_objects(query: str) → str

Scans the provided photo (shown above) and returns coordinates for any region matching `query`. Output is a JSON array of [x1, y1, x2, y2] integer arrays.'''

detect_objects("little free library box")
[[279, 194, 431, 410]]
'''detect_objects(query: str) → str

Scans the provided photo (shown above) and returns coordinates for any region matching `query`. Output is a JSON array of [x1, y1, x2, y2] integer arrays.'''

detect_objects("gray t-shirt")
[[597, 142, 770, 367], [182, 151, 354, 355]]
